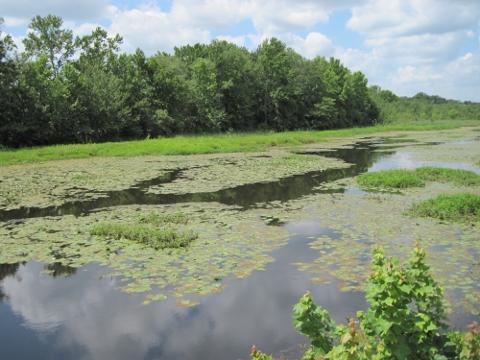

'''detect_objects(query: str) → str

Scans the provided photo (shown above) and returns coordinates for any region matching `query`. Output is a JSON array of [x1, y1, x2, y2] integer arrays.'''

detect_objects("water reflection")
[[1, 136, 479, 359], [0, 141, 391, 222], [0, 222, 366, 360], [369, 150, 480, 174]]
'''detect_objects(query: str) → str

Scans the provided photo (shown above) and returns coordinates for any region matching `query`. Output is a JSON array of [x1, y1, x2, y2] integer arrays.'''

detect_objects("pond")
[[0, 129, 479, 359]]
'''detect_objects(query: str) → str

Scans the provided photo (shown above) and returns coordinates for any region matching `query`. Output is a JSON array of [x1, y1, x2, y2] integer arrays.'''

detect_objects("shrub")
[[252, 244, 480, 360]]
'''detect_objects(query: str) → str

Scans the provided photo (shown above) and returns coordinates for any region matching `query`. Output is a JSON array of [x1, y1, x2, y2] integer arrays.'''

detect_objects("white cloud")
[[246, 0, 330, 35], [366, 31, 470, 64], [348, 0, 480, 37], [340, 0, 480, 100], [1, 0, 479, 100], [393, 65, 442, 84], [289, 32, 334, 58], [108, 4, 211, 53], [215, 35, 249, 47], [2, 16, 28, 27], [106, 1, 345, 55]]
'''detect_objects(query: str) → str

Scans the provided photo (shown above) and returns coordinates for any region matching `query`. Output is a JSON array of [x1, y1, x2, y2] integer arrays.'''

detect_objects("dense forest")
[[370, 87, 480, 123], [1, 15, 479, 148]]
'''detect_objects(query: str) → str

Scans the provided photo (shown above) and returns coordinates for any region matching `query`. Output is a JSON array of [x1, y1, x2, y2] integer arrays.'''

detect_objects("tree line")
[[0, 15, 380, 148], [1, 15, 479, 148], [370, 87, 480, 123]]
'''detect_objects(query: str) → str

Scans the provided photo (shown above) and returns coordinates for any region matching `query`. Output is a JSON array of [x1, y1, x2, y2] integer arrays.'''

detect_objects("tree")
[[0, 18, 23, 146], [188, 57, 225, 131], [23, 15, 75, 76], [1, 14, 397, 148], [254, 38, 292, 130]]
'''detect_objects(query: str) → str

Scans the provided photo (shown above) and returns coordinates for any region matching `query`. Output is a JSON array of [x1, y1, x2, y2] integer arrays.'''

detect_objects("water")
[[0, 141, 390, 222], [0, 136, 479, 359], [0, 226, 366, 360]]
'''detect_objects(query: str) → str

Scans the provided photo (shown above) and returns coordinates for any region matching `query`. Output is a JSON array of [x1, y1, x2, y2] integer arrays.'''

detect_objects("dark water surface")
[[1, 137, 479, 359]]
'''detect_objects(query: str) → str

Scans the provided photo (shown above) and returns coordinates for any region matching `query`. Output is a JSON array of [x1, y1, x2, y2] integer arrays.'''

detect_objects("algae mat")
[[0, 127, 479, 313], [0, 202, 296, 305]]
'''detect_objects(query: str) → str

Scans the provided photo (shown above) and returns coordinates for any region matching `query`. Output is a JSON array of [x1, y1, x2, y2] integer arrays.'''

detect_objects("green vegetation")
[[2, 15, 478, 151], [358, 169, 425, 189], [411, 193, 480, 223], [138, 212, 189, 225], [1, 15, 379, 148], [91, 212, 196, 250], [358, 167, 480, 189], [0, 122, 475, 166], [91, 222, 197, 250], [370, 87, 480, 123], [415, 167, 480, 186], [252, 245, 480, 360]]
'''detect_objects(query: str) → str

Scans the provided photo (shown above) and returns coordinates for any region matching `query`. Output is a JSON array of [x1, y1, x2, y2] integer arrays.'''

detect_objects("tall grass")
[[410, 193, 480, 222]]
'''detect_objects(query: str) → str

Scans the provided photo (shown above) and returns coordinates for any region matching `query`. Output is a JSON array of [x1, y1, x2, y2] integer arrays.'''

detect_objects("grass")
[[415, 167, 480, 186], [138, 212, 189, 225], [358, 167, 480, 189], [0, 120, 477, 166], [410, 193, 480, 223], [358, 169, 425, 189], [91, 222, 198, 249]]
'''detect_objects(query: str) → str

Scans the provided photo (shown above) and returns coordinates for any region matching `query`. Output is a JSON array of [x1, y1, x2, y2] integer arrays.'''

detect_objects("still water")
[[0, 137, 478, 359]]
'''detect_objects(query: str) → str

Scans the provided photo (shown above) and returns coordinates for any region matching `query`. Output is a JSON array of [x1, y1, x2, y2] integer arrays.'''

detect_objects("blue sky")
[[1, 0, 479, 101]]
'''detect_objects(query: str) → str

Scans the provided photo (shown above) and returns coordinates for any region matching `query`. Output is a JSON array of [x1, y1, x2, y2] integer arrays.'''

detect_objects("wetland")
[[1, 127, 479, 360]]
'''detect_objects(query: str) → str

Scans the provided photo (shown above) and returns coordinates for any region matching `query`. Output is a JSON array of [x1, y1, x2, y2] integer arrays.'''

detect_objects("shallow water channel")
[[0, 135, 479, 359]]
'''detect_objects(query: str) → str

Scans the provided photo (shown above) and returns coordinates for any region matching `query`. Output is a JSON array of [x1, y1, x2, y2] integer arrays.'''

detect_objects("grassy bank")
[[1, 121, 477, 166]]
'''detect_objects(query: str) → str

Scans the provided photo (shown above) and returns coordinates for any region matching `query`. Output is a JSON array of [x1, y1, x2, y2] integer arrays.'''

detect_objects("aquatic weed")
[[91, 222, 197, 249]]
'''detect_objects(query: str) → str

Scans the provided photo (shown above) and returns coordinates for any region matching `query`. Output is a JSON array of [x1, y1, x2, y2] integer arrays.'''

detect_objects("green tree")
[[23, 15, 75, 76]]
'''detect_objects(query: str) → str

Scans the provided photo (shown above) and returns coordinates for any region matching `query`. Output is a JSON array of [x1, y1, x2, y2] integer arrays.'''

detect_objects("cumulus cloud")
[[348, 0, 480, 37], [103, 0, 349, 55], [0, 0, 479, 100], [108, 4, 211, 53], [340, 0, 480, 100], [288, 32, 334, 58]]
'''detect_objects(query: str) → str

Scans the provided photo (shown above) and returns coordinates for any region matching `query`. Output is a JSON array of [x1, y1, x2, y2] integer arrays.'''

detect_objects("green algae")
[[286, 181, 480, 316], [0, 149, 347, 211], [0, 127, 479, 314], [146, 151, 349, 195], [0, 203, 290, 304]]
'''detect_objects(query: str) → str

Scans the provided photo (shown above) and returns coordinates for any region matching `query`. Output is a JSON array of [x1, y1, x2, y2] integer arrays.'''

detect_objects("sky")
[[1, 0, 479, 101]]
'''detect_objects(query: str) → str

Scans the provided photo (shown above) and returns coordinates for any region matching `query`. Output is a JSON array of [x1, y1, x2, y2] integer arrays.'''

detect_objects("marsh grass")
[[1, 121, 476, 166], [138, 212, 189, 225], [410, 193, 480, 223], [91, 221, 197, 250], [358, 169, 425, 189], [358, 167, 480, 189], [415, 167, 480, 186]]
